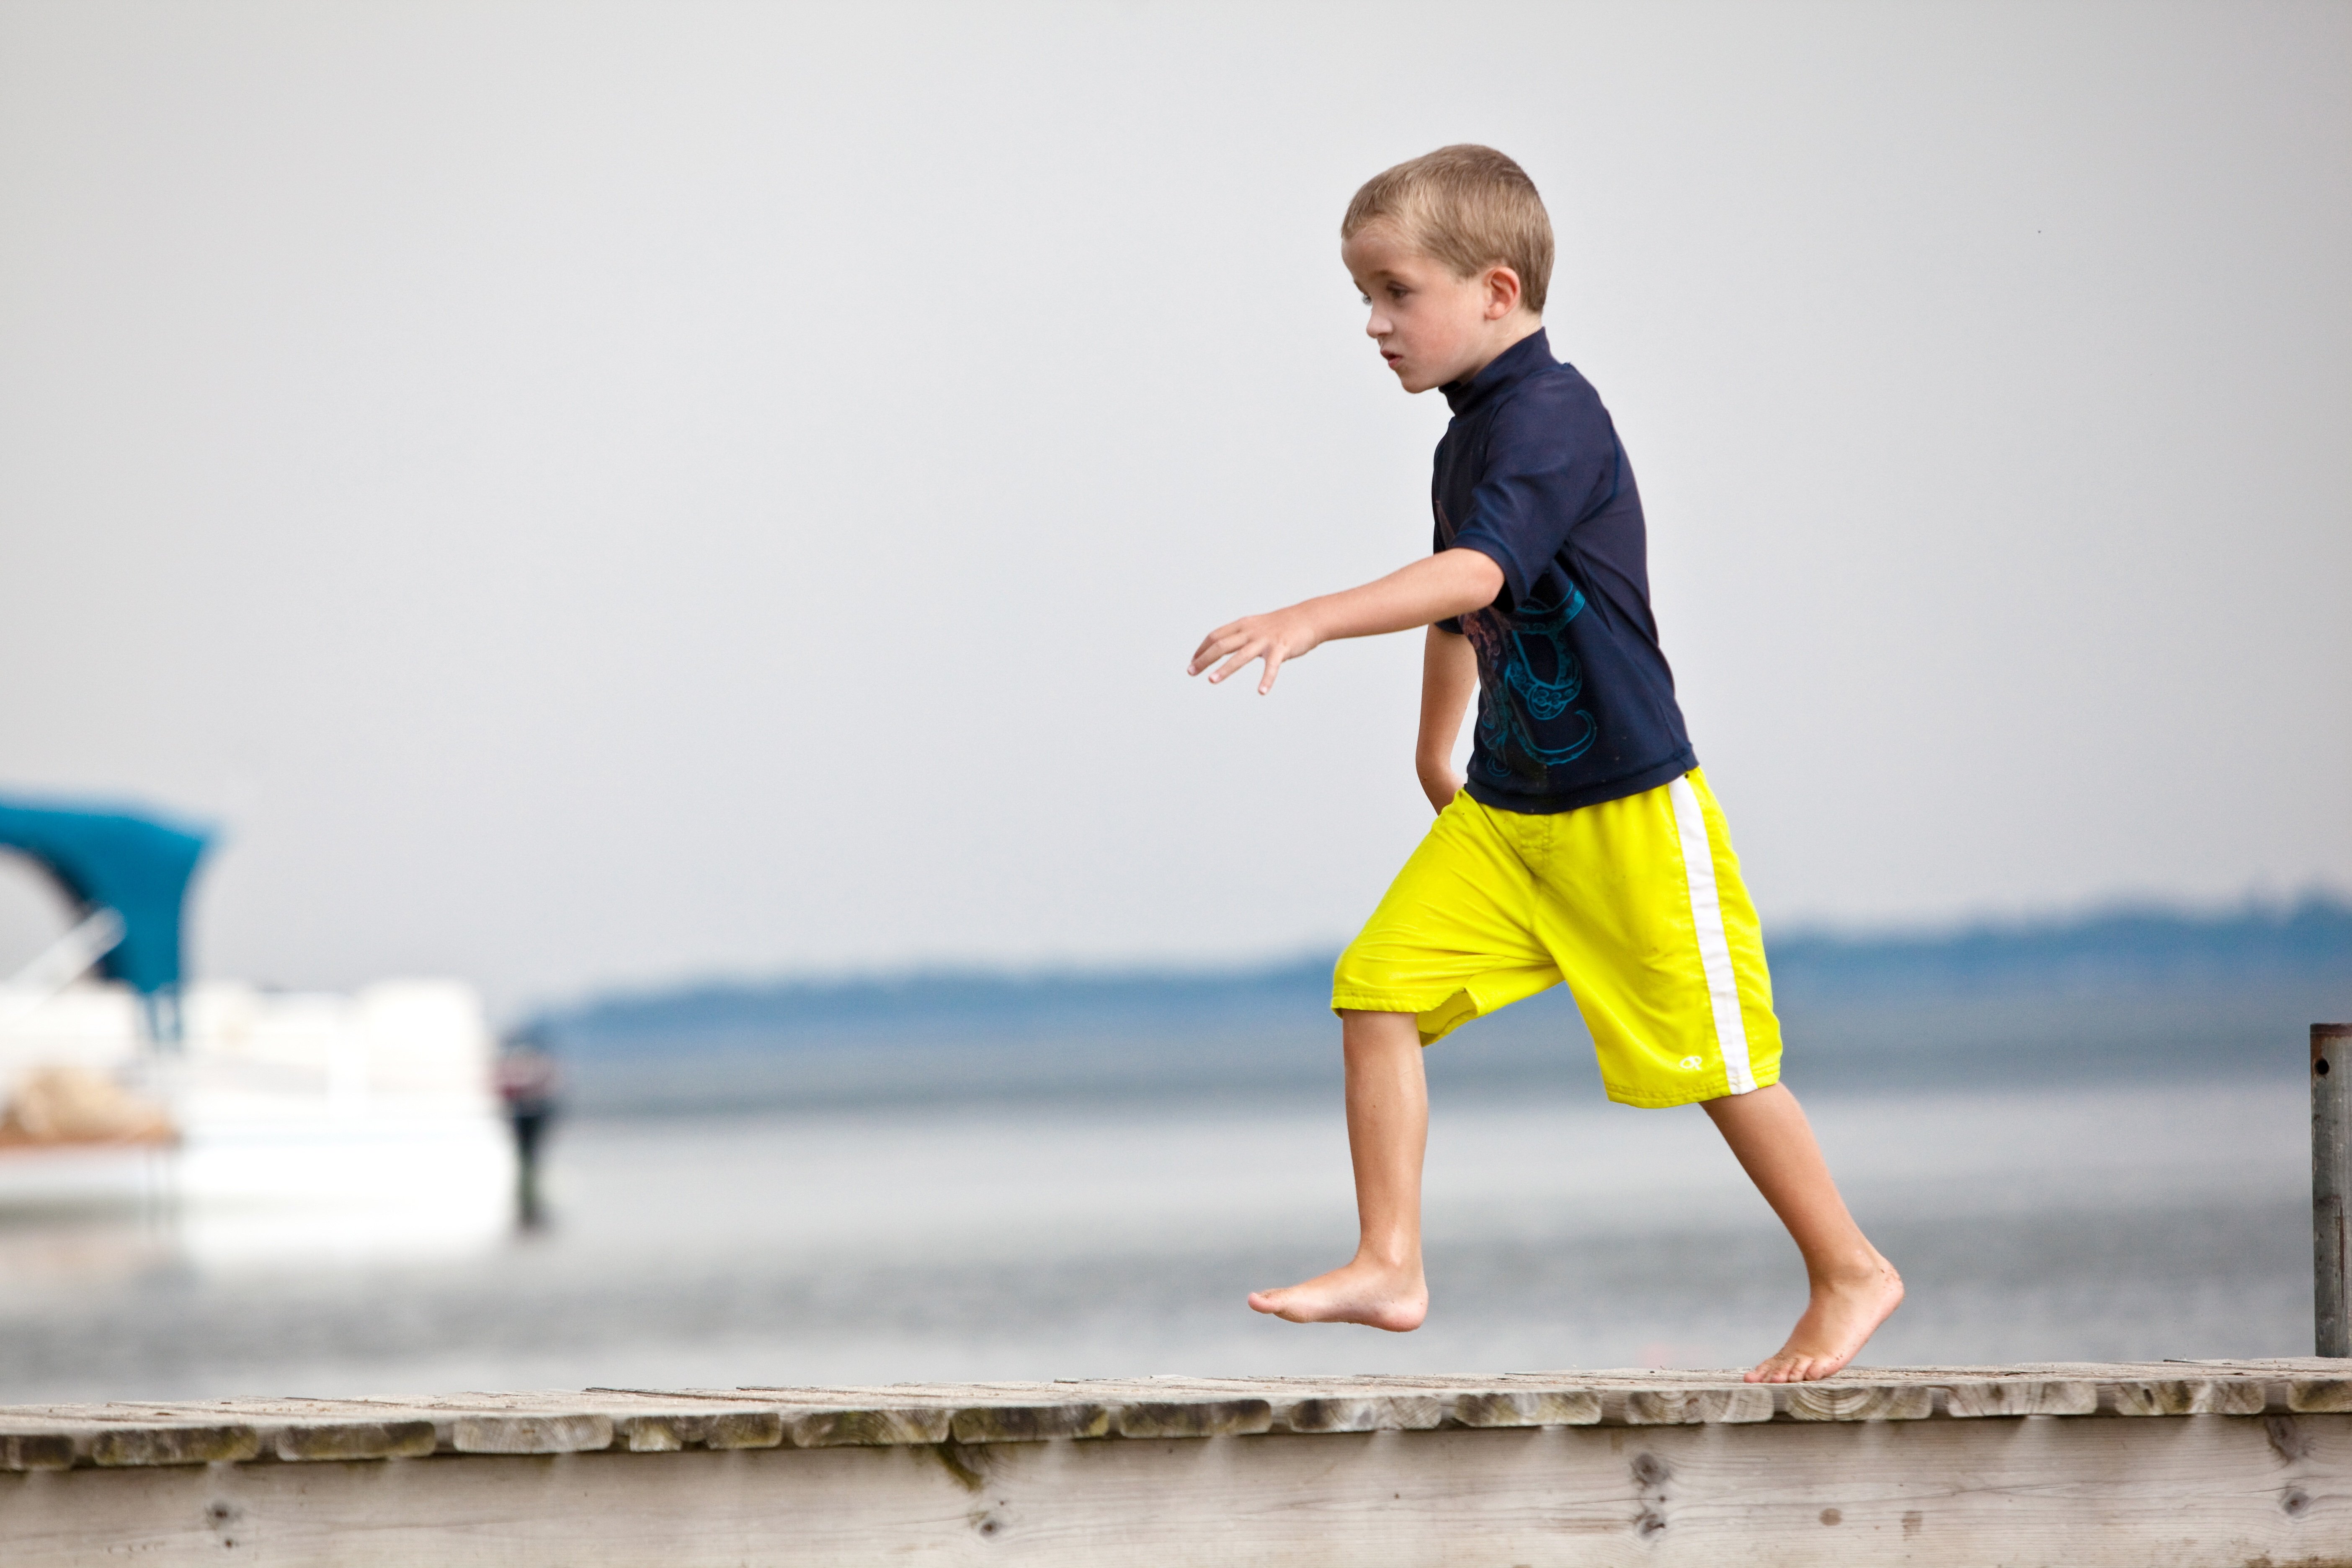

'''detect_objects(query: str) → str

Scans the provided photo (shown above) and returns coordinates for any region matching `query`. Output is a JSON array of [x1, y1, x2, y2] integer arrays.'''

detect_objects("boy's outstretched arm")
[[1188, 548, 1504, 696], [1416, 626, 1477, 812]]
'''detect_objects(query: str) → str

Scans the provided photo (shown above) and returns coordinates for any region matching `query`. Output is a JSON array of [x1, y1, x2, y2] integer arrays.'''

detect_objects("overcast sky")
[[1, 1, 2345, 1014]]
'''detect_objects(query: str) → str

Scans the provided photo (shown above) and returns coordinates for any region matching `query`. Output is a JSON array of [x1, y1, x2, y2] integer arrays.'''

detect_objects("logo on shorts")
[[1679, 1055, 1703, 1071]]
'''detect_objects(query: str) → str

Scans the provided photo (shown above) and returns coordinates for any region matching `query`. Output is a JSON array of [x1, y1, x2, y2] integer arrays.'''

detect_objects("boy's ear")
[[1483, 264, 1524, 321]]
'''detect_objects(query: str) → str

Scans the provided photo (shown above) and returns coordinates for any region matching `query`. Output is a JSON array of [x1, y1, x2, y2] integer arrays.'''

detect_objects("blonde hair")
[[1342, 144, 1554, 315]]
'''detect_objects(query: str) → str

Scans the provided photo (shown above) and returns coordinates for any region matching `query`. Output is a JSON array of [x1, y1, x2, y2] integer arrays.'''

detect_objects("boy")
[[1187, 146, 1901, 1383]]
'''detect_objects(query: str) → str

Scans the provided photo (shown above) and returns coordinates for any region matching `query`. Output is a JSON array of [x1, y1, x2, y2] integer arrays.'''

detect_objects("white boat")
[[0, 976, 514, 1264], [0, 797, 514, 1264]]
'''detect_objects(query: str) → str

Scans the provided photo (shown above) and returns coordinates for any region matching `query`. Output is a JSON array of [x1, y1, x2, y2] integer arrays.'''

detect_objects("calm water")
[[0, 1074, 2308, 1403]]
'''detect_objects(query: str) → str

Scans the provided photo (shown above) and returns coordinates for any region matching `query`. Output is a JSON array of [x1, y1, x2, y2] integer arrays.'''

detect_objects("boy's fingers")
[[1207, 648, 1256, 683], [1189, 625, 1250, 675], [1258, 646, 1286, 694], [1197, 629, 1246, 661], [1209, 636, 1271, 683]]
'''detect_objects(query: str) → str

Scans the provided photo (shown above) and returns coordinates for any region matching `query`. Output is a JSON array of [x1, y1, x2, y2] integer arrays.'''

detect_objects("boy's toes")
[[1747, 1258, 1904, 1382], [1743, 1352, 1809, 1384], [1743, 1346, 1862, 1383], [1244, 1264, 1428, 1330], [1248, 1284, 1328, 1324]]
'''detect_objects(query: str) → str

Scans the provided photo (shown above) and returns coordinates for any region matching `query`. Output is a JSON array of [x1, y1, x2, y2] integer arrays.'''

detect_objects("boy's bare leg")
[[1247, 1010, 1429, 1331], [1702, 1083, 1903, 1382]]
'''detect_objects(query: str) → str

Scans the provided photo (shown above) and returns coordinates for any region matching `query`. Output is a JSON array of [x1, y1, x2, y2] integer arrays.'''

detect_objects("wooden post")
[[2318, 1022, 2352, 1358]]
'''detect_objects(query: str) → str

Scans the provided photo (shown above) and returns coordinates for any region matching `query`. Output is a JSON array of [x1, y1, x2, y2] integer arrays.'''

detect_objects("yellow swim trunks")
[[1331, 769, 1782, 1108]]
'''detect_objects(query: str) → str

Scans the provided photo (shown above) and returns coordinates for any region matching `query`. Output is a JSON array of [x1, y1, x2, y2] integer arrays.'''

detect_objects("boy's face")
[[1342, 221, 1533, 395]]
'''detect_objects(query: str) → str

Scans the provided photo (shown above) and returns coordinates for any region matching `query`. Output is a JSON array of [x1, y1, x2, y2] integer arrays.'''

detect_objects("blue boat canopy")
[[0, 797, 211, 995]]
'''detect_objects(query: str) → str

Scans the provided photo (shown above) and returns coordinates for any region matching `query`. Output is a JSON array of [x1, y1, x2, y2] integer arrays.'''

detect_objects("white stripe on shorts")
[[1668, 774, 1757, 1095]]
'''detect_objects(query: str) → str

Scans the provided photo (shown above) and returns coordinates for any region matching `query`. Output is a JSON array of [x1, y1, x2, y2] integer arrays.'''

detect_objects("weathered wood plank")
[[1114, 1399, 1272, 1439], [1687, 1385, 1775, 1424], [0, 1411, 2340, 1565], [2105, 1379, 2269, 1418], [1785, 1383, 1934, 1421], [275, 1422, 439, 1462], [449, 1414, 613, 1455], [1271, 1395, 1447, 1434], [612, 1412, 785, 1452], [2290, 1378, 2352, 1413], [1942, 1379, 2099, 1417], [1618, 1386, 1776, 1425], [787, 1406, 953, 1447], [90, 1425, 260, 1467], [0, 1434, 75, 1472], [0, 1361, 2342, 1468], [949, 1403, 1111, 1444], [1449, 1388, 1602, 1428]]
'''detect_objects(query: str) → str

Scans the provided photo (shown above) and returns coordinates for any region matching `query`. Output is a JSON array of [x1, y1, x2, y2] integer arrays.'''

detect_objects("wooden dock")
[[2, 1361, 2345, 1564]]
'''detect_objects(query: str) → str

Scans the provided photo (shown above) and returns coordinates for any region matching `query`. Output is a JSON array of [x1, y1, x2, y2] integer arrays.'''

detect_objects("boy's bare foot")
[[1745, 1255, 1905, 1383], [1247, 1257, 1427, 1332]]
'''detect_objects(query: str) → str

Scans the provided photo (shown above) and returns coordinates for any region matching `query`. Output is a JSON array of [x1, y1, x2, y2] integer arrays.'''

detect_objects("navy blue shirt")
[[1434, 329, 1697, 814]]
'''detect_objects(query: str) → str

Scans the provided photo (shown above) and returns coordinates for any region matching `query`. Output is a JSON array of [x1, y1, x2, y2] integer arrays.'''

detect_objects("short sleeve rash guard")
[[1433, 329, 1697, 813]]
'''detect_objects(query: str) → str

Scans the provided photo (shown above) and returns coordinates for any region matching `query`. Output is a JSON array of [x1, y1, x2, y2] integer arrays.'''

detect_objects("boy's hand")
[[1418, 768, 1465, 813], [1189, 606, 1324, 695], [1189, 551, 1504, 697]]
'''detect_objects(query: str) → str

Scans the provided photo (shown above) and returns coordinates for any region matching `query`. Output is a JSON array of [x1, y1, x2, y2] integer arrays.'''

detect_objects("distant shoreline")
[[526, 896, 2352, 1116]]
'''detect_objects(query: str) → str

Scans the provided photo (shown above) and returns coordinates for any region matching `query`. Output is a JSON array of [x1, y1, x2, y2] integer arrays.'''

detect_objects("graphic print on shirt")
[[1463, 585, 1600, 786]]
